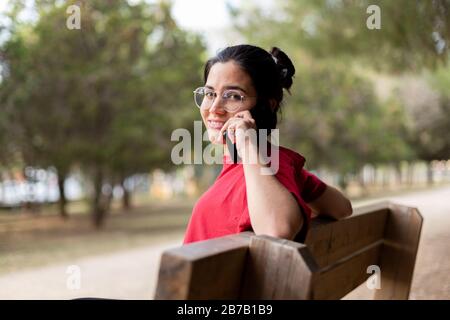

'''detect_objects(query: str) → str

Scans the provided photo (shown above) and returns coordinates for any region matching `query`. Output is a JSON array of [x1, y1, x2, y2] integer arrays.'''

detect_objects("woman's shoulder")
[[276, 145, 306, 169]]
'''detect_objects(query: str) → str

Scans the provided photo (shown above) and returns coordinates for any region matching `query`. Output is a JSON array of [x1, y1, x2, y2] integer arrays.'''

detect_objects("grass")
[[0, 195, 196, 275], [1, 182, 449, 275]]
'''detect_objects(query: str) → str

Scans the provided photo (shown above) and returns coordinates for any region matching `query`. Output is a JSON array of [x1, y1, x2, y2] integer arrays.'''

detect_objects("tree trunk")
[[23, 168, 39, 215], [337, 173, 348, 191], [407, 162, 414, 185], [427, 162, 434, 186], [382, 166, 389, 187], [373, 167, 378, 188], [105, 187, 113, 216], [394, 163, 403, 186], [57, 174, 69, 219], [358, 170, 368, 197], [122, 178, 131, 210], [92, 168, 106, 229]]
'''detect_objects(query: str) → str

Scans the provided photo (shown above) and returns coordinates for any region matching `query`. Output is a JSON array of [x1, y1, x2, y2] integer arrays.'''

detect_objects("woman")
[[183, 44, 352, 244]]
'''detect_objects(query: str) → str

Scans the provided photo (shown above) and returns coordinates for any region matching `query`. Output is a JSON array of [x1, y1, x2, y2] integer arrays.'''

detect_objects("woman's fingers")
[[217, 112, 256, 144], [231, 119, 257, 144], [217, 117, 238, 142], [225, 118, 242, 144], [234, 110, 253, 120]]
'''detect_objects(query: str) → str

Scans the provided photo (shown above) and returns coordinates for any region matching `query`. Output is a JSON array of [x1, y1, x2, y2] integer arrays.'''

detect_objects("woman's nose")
[[209, 96, 226, 114]]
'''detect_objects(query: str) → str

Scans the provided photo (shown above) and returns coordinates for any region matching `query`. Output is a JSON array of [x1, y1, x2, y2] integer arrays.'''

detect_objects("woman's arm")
[[218, 110, 303, 240], [243, 152, 304, 240], [307, 185, 353, 219]]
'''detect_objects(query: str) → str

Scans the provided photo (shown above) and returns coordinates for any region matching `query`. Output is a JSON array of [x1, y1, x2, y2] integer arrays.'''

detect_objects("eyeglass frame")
[[193, 86, 257, 113]]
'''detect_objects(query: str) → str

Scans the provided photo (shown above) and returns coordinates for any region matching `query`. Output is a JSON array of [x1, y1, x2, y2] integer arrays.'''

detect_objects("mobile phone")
[[223, 108, 264, 164], [223, 131, 240, 164]]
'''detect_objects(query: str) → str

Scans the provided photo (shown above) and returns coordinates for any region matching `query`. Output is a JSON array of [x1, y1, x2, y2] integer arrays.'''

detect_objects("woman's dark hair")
[[203, 44, 295, 131]]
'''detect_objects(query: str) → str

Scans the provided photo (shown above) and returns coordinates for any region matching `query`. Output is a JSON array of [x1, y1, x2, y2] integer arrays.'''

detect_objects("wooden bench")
[[154, 201, 423, 300]]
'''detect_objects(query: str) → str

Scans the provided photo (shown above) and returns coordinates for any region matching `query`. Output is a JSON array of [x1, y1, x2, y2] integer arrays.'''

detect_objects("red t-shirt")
[[183, 146, 327, 244]]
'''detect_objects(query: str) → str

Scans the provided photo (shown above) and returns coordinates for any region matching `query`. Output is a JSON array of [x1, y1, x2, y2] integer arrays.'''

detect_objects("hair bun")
[[270, 47, 295, 92]]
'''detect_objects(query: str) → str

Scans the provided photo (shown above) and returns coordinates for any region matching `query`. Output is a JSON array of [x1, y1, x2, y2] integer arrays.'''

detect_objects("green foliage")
[[0, 0, 206, 222], [430, 63, 450, 96], [232, 0, 450, 72], [230, 0, 417, 175], [279, 61, 412, 174], [409, 65, 450, 161]]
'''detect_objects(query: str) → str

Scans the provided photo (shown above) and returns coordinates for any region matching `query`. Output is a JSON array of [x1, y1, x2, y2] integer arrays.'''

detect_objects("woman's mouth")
[[207, 120, 225, 130]]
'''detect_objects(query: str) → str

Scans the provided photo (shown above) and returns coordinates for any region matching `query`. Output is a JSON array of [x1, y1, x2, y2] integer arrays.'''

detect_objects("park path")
[[1, 186, 449, 299], [345, 185, 450, 300], [0, 236, 184, 299]]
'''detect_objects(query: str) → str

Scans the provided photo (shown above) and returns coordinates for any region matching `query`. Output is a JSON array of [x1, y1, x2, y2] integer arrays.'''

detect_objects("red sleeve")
[[299, 169, 327, 203], [274, 157, 312, 243]]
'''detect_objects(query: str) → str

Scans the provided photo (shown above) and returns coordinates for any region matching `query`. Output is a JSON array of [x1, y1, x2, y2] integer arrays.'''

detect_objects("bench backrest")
[[154, 201, 423, 300]]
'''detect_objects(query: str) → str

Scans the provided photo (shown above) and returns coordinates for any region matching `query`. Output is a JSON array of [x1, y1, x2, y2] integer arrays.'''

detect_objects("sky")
[[172, 0, 275, 54], [172, 0, 239, 54], [173, 0, 236, 31], [0, 0, 274, 54]]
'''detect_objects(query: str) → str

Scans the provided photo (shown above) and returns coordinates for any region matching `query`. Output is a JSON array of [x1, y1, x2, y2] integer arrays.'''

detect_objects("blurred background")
[[0, 0, 449, 299]]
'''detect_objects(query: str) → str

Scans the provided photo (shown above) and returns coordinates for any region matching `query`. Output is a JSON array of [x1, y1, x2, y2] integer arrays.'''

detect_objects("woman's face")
[[201, 61, 257, 144]]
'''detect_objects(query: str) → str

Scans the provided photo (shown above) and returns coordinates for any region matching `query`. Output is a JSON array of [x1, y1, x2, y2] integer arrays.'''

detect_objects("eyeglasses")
[[193, 87, 256, 113]]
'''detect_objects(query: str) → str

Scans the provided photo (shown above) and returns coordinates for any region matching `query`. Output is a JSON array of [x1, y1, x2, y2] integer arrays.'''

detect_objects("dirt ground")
[[344, 185, 450, 300], [0, 186, 449, 300]]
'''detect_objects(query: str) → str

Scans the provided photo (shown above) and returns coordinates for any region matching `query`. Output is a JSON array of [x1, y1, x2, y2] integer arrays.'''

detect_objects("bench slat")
[[305, 204, 389, 268], [154, 232, 252, 299], [154, 202, 423, 300], [374, 205, 423, 299], [239, 235, 319, 299], [312, 240, 383, 299]]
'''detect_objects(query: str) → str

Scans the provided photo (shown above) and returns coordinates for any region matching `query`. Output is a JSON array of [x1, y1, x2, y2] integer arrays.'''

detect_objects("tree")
[[229, 1, 413, 187], [105, 1, 206, 210], [403, 65, 450, 184], [279, 61, 412, 188], [0, 0, 206, 226], [231, 0, 450, 72]]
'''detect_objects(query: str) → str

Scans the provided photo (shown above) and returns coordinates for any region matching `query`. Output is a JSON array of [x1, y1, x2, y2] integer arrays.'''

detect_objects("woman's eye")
[[205, 91, 215, 98], [224, 92, 241, 101]]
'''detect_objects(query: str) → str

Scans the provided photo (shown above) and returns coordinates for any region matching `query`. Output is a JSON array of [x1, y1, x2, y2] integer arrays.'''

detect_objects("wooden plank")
[[153, 202, 423, 300], [164, 231, 252, 261], [153, 251, 192, 299], [239, 235, 319, 299], [374, 205, 423, 300], [305, 202, 389, 268], [312, 240, 383, 299], [154, 232, 252, 299]]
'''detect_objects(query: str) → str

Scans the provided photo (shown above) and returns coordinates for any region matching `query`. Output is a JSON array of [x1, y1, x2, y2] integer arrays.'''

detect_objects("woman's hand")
[[217, 112, 303, 240], [217, 110, 257, 160], [308, 185, 353, 220]]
